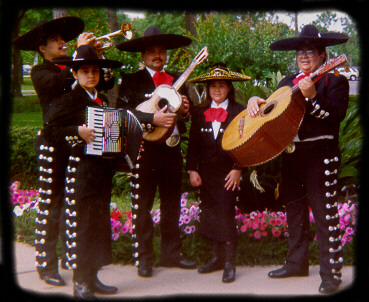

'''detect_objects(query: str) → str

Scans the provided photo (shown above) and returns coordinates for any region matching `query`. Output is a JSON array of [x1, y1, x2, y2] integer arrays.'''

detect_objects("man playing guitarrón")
[[247, 24, 349, 294]]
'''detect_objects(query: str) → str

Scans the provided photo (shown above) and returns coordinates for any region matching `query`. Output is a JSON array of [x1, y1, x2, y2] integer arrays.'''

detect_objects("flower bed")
[[9, 181, 357, 265]]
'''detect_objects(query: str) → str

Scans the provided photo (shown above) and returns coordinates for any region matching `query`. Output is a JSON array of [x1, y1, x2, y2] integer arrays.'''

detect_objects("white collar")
[[146, 66, 165, 77], [210, 99, 229, 110], [84, 88, 98, 100]]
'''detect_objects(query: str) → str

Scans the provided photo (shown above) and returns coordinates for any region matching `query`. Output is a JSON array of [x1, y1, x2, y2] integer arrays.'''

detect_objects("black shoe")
[[138, 264, 153, 277], [222, 262, 236, 283], [73, 282, 96, 300], [319, 280, 341, 294], [90, 276, 118, 295], [160, 255, 198, 269], [268, 265, 309, 278], [40, 273, 66, 286], [198, 257, 224, 274]]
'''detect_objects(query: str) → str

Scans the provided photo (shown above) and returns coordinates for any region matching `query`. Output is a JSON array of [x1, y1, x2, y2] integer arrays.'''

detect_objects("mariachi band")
[[13, 14, 350, 299]]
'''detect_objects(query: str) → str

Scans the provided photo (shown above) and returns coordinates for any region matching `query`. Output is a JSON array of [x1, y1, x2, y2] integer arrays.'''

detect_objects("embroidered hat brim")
[[116, 26, 192, 52], [189, 67, 251, 83], [269, 24, 349, 51], [13, 16, 84, 51]]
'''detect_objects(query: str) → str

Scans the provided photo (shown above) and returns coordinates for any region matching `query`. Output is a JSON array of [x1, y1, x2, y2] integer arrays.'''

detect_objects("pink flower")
[[252, 222, 259, 230], [240, 225, 247, 233], [254, 231, 261, 239], [345, 227, 354, 235], [269, 218, 277, 226], [272, 227, 281, 238]]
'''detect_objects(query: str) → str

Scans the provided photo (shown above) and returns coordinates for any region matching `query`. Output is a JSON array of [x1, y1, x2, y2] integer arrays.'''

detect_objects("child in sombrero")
[[186, 63, 251, 283]]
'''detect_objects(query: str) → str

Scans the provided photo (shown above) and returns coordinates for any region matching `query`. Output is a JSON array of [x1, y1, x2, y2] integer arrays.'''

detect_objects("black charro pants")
[[281, 139, 343, 284], [34, 132, 68, 277], [129, 141, 183, 266]]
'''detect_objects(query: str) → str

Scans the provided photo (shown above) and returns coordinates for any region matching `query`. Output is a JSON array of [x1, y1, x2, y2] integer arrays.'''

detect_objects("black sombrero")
[[189, 63, 251, 83], [52, 45, 122, 69], [13, 16, 84, 51], [116, 26, 192, 52], [269, 24, 349, 51]]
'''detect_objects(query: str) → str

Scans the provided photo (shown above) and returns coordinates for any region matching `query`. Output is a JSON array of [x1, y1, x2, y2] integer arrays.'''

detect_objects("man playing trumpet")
[[13, 16, 114, 287]]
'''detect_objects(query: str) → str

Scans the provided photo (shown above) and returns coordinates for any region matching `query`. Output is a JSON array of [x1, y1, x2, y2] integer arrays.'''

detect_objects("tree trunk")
[[11, 9, 26, 97], [53, 8, 68, 19], [185, 12, 197, 37], [107, 9, 119, 106]]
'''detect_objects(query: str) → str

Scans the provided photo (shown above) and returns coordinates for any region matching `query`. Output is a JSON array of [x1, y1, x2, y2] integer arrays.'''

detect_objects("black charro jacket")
[[31, 59, 114, 125], [186, 101, 245, 172], [43, 84, 108, 146], [277, 73, 349, 143]]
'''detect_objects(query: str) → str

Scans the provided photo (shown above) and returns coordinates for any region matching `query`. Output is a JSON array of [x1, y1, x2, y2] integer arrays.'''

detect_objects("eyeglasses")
[[296, 49, 315, 58]]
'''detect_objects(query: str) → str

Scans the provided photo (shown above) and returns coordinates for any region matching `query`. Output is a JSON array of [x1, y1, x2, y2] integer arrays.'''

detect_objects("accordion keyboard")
[[86, 107, 104, 155]]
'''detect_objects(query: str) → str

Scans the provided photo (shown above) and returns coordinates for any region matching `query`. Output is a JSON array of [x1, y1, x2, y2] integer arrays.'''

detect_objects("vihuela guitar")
[[136, 46, 208, 144], [221, 54, 347, 167]]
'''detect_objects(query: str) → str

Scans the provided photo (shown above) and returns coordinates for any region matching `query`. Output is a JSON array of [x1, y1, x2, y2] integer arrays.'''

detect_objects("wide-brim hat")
[[52, 45, 122, 69], [116, 26, 192, 52], [13, 16, 84, 51], [269, 24, 349, 51], [188, 63, 251, 83]]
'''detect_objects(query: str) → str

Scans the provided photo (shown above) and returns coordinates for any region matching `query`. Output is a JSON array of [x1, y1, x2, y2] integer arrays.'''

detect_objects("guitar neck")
[[172, 61, 197, 91]]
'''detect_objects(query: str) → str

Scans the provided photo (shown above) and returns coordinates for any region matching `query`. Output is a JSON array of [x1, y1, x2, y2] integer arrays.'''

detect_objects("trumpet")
[[94, 23, 133, 50]]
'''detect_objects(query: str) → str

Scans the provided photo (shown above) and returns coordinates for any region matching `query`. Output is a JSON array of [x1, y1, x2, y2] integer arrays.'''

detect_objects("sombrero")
[[116, 26, 192, 52], [269, 24, 349, 51], [13, 16, 84, 51], [52, 45, 122, 69], [188, 63, 251, 83]]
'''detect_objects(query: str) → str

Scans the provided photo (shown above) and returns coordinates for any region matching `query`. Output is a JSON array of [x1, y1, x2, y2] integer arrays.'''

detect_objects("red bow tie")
[[56, 64, 66, 70], [204, 107, 228, 123], [152, 71, 174, 86], [92, 97, 102, 106]]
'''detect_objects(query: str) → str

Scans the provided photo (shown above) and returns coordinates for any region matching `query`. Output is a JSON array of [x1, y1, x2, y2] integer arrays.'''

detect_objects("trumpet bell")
[[95, 22, 133, 49], [121, 23, 133, 40]]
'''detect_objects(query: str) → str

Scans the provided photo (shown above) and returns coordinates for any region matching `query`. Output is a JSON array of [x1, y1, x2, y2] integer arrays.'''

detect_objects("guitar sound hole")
[[158, 98, 169, 109], [261, 101, 277, 116]]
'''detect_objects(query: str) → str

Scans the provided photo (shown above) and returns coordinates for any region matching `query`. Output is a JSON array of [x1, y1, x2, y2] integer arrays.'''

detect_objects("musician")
[[115, 26, 197, 277], [13, 17, 115, 288], [186, 63, 250, 283], [42, 45, 122, 299], [13, 16, 84, 287], [246, 24, 349, 294]]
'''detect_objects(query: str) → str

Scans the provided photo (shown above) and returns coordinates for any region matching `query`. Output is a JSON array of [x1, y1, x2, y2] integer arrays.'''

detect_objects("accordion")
[[85, 106, 143, 171]]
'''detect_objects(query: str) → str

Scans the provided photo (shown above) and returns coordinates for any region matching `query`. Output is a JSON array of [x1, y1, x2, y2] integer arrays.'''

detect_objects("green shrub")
[[9, 125, 40, 189]]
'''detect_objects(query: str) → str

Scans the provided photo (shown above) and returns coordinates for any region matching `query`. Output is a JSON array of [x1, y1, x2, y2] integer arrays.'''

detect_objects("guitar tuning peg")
[[344, 66, 350, 72], [334, 69, 340, 76]]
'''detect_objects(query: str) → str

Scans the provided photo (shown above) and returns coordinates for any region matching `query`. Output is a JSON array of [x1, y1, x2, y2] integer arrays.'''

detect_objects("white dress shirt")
[[210, 99, 229, 139]]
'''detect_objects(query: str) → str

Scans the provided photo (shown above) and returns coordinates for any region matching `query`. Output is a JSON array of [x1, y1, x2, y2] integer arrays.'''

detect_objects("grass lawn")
[[10, 112, 43, 128]]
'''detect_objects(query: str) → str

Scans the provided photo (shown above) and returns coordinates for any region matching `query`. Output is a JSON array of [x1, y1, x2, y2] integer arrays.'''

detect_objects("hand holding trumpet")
[[71, 23, 132, 56], [77, 32, 104, 57]]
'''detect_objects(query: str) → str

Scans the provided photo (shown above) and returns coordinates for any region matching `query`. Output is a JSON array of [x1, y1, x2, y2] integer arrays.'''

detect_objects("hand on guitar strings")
[[153, 106, 177, 128], [246, 96, 266, 117]]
